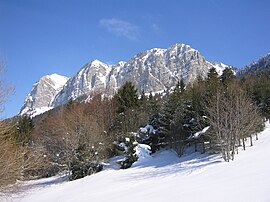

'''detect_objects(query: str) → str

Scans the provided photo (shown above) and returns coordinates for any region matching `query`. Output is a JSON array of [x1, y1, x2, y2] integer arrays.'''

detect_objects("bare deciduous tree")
[[0, 61, 20, 193], [34, 99, 114, 179], [206, 84, 263, 161]]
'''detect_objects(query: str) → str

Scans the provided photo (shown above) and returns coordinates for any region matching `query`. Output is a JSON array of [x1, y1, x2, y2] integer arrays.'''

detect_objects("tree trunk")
[[256, 133, 258, 140], [195, 142, 197, 152], [238, 139, 241, 146], [242, 138, 246, 150], [231, 143, 236, 160], [250, 136, 253, 146], [202, 142, 205, 154], [226, 144, 231, 161]]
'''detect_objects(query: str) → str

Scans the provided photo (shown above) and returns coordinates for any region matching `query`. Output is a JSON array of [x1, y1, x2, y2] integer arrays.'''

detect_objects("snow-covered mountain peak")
[[50, 59, 113, 108], [147, 48, 166, 55], [237, 52, 270, 76], [248, 53, 270, 68], [210, 62, 232, 75], [167, 43, 197, 55], [21, 43, 234, 115], [44, 74, 70, 90], [90, 59, 108, 67], [117, 61, 126, 67], [46, 73, 69, 81], [20, 74, 69, 117]]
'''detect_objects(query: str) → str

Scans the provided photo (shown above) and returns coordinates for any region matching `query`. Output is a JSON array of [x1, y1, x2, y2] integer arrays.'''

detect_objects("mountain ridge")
[[20, 43, 232, 116], [20, 74, 69, 117], [237, 53, 270, 76]]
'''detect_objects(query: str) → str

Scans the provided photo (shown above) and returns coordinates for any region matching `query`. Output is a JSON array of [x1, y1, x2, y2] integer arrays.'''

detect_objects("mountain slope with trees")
[[1, 51, 270, 200], [4, 122, 270, 202]]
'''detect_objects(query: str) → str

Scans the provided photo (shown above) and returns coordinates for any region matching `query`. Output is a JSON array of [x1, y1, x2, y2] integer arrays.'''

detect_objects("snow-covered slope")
[[7, 122, 270, 202], [210, 62, 234, 75], [19, 74, 69, 117]]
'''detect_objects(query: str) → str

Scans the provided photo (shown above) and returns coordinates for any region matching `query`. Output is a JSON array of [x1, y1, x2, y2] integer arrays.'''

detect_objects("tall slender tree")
[[116, 81, 138, 113]]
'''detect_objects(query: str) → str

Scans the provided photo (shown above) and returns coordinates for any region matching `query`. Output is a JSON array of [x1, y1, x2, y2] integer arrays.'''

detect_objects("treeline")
[[1, 66, 270, 189]]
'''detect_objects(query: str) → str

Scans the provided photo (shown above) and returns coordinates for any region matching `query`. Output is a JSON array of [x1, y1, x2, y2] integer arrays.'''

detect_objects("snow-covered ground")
[[3, 123, 270, 202]]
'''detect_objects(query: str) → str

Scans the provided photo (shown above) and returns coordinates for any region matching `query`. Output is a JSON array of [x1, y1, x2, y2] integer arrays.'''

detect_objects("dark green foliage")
[[70, 143, 103, 180], [16, 115, 33, 146], [70, 140, 106, 180], [158, 93, 177, 146], [71, 160, 103, 180], [170, 103, 190, 155], [139, 90, 147, 107], [113, 135, 138, 169], [251, 76, 270, 119], [221, 67, 235, 87], [155, 66, 265, 158], [207, 67, 219, 82], [120, 154, 138, 169], [113, 81, 146, 136], [148, 93, 161, 128], [116, 81, 139, 113], [157, 83, 190, 154], [178, 79, 185, 94], [206, 67, 221, 98]]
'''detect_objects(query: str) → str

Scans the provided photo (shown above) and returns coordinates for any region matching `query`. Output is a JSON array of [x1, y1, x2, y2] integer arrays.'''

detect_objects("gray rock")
[[20, 74, 69, 116], [20, 43, 231, 116]]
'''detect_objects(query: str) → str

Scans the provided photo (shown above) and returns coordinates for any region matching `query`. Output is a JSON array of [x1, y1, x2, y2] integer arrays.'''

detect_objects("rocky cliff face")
[[20, 74, 69, 116], [50, 60, 112, 107], [50, 43, 230, 108], [237, 53, 270, 76], [20, 43, 231, 116]]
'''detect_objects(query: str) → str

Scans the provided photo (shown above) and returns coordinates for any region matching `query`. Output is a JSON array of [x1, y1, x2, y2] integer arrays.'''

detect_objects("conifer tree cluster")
[[154, 67, 264, 161]]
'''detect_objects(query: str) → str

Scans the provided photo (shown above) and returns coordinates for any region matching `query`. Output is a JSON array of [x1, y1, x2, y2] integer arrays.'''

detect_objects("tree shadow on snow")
[[124, 150, 223, 180]]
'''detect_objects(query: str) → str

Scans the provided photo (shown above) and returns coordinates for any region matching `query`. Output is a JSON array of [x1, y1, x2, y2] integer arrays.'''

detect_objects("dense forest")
[[1, 66, 270, 191]]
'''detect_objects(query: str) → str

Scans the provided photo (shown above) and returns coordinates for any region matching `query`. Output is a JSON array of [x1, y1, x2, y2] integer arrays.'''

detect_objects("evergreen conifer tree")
[[16, 115, 33, 146], [221, 67, 235, 87], [116, 81, 138, 113]]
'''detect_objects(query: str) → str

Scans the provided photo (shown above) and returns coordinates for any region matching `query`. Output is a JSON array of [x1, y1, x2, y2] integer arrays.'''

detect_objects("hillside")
[[238, 53, 270, 76], [5, 122, 270, 202]]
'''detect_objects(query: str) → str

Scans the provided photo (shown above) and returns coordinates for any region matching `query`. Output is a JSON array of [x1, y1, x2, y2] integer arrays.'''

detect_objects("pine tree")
[[221, 67, 235, 87], [207, 67, 219, 82], [158, 95, 175, 147], [148, 92, 160, 128], [251, 75, 270, 119], [206, 67, 221, 99], [179, 79, 185, 94], [16, 115, 33, 146], [158, 84, 184, 148], [139, 89, 148, 111], [116, 81, 138, 113]]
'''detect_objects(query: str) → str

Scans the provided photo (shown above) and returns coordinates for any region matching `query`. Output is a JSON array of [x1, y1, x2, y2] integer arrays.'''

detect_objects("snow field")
[[3, 123, 270, 202]]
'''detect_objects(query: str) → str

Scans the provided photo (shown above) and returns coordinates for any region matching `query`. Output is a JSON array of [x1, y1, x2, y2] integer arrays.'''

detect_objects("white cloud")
[[152, 23, 160, 32], [99, 18, 140, 40]]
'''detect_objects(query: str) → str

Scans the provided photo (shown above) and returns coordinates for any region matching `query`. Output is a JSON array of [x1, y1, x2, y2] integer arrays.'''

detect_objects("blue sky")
[[0, 0, 270, 118]]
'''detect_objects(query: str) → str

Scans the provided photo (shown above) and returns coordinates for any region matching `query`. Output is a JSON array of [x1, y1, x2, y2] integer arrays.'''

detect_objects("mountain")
[[238, 53, 270, 75], [20, 74, 69, 117], [20, 43, 231, 116], [50, 43, 230, 108], [50, 60, 113, 107]]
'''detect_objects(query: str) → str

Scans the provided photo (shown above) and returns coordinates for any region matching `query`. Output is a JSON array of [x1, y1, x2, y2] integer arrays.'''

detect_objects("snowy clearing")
[[2, 123, 270, 202]]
